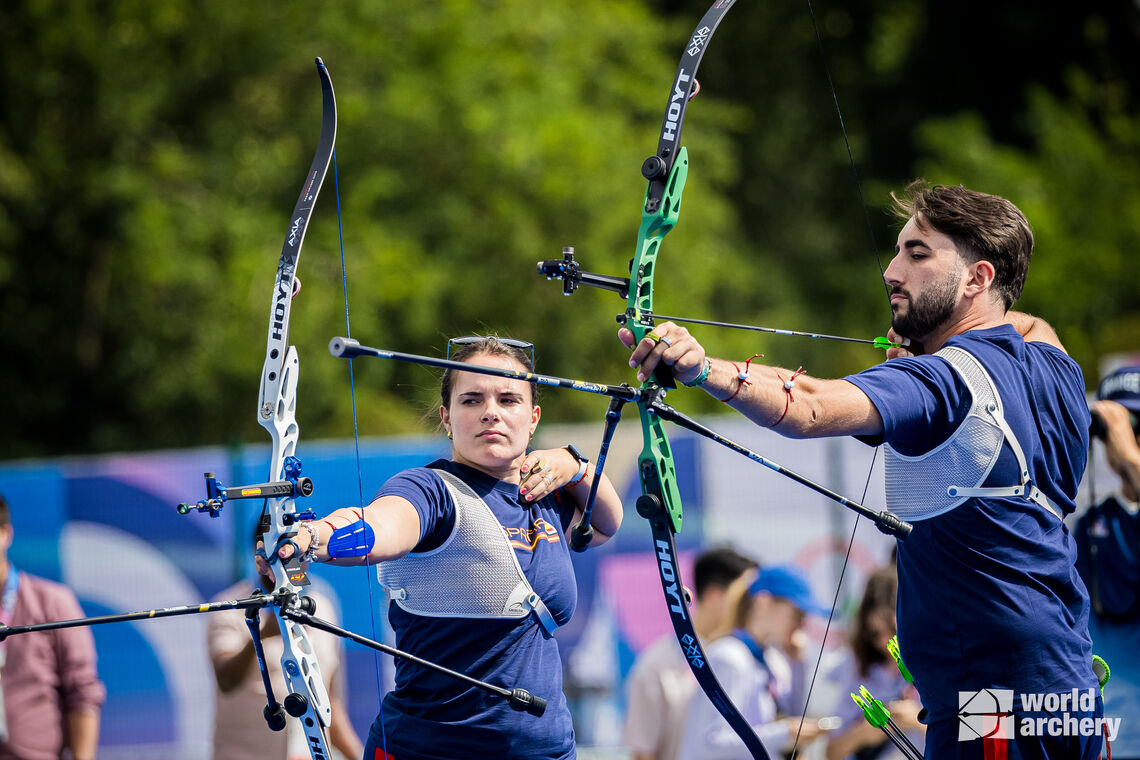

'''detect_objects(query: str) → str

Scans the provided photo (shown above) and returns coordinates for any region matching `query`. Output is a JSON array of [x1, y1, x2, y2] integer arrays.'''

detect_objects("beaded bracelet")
[[298, 521, 321, 563], [721, 362, 750, 403]]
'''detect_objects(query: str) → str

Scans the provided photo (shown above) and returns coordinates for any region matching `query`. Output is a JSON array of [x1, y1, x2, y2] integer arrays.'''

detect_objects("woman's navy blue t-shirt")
[[372, 459, 578, 759]]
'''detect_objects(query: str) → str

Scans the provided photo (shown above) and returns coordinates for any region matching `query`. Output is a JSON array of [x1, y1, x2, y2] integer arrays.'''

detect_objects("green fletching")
[[1092, 654, 1110, 692], [888, 636, 913, 683], [852, 687, 891, 728]]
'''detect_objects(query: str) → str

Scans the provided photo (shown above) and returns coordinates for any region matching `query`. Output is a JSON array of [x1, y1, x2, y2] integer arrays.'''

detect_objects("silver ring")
[[660, 336, 674, 347], [544, 473, 554, 485]]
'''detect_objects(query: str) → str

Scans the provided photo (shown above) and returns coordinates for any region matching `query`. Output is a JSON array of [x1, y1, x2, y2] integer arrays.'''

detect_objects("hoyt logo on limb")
[[655, 539, 688, 618]]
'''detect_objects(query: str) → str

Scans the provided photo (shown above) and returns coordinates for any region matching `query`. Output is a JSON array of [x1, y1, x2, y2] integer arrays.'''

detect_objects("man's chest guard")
[[377, 469, 559, 637], [883, 345, 1062, 522]]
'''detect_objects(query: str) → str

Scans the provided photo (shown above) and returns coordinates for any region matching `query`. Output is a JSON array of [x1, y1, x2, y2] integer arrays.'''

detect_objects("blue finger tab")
[[328, 521, 376, 559]]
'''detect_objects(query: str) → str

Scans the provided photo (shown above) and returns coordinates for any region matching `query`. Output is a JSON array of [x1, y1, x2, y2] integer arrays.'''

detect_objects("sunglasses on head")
[[446, 336, 535, 365]]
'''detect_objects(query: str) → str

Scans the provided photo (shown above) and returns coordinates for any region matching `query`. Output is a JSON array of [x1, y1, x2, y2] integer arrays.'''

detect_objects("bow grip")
[[629, 322, 676, 389]]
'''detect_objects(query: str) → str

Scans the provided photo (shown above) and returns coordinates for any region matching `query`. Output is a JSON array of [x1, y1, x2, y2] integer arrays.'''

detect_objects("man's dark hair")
[[693, 546, 757, 598], [0, 493, 9, 528], [891, 179, 1034, 310]]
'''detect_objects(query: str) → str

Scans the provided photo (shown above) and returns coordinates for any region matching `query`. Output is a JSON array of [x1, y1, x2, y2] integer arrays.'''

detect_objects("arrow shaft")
[[649, 312, 884, 345]]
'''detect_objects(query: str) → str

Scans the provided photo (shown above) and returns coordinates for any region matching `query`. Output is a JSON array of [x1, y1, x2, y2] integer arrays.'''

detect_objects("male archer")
[[624, 181, 1100, 758]]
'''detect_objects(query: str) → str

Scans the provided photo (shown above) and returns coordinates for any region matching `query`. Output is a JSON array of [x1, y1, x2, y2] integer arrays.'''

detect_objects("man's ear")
[[963, 258, 996, 298]]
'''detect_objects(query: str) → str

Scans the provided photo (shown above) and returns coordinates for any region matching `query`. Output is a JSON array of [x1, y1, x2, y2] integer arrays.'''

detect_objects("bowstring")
[[788, 1, 893, 755], [332, 151, 389, 755]]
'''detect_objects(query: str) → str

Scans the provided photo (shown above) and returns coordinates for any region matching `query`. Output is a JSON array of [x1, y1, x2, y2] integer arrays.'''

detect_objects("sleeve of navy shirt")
[[374, 461, 457, 551], [846, 353, 970, 455]]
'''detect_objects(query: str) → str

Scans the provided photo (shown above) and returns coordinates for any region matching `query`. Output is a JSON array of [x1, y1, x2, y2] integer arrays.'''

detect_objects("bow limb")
[[624, 2, 773, 758], [256, 57, 337, 759]]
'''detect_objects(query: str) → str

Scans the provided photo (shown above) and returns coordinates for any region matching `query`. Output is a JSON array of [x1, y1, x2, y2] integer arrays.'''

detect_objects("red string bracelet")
[[721, 354, 764, 403], [772, 366, 806, 427]]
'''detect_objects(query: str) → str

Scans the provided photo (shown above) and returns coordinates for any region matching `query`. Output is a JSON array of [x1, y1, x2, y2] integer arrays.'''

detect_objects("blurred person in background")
[[208, 528, 362, 760], [1074, 364, 1140, 759], [0, 493, 103, 760], [623, 546, 758, 760], [825, 564, 924, 760], [678, 563, 832, 760]]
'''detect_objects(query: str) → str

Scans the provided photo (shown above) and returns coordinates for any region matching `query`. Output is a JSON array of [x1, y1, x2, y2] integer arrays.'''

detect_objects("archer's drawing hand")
[[885, 328, 921, 360]]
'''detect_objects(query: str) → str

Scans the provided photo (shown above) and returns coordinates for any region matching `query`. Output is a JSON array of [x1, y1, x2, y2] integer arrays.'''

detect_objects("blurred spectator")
[[623, 546, 757, 760], [208, 532, 362, 760], [825, 565, 924, 760], [0, 492, 104, 760], [1074, 364, 1140, 759], [678, 563, 831, 760]]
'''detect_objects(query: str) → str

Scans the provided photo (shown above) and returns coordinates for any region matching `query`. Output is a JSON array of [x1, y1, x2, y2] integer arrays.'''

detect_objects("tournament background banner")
[[1, 418, 1017, 757]]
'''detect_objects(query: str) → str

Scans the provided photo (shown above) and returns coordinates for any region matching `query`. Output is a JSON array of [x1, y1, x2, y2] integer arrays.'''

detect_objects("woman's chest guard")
[[378, 469, 558, 637]]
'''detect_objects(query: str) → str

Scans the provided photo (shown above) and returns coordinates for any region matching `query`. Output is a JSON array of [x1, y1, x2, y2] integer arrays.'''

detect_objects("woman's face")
[[440, 352, 540, 479]]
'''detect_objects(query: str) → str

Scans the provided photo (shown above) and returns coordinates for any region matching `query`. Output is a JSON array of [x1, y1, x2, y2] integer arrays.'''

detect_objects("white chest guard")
[[883, 345, 1063, 523], [377, 469, 558, 637]]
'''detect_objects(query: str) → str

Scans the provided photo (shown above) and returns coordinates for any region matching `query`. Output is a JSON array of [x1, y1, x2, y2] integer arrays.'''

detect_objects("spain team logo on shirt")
[[503, 518, 561, 550]]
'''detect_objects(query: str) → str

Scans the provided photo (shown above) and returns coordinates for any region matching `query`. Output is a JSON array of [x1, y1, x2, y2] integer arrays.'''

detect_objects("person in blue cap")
[[677, 563, 832, 760], [1075, 363, 1140, 758]]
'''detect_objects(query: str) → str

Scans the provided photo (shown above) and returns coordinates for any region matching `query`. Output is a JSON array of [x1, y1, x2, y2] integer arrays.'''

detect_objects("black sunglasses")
[[446, 336, 535, 365]]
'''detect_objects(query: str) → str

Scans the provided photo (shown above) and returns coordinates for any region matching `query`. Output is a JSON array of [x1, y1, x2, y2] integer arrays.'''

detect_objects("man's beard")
[[891, 270, 960, 341]]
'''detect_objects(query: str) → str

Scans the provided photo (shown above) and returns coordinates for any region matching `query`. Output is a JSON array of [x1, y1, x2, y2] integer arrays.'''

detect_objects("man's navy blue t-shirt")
[[846, 325, 1095, 722], [372, 459, 578, 759]]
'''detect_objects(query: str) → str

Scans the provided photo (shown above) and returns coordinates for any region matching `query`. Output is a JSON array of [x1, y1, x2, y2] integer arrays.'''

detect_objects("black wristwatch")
[[564, 444, 590, 485]]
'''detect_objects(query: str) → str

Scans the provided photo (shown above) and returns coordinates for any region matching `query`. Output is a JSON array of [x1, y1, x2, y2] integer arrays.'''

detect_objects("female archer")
[[271, 335, 623, 759]]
